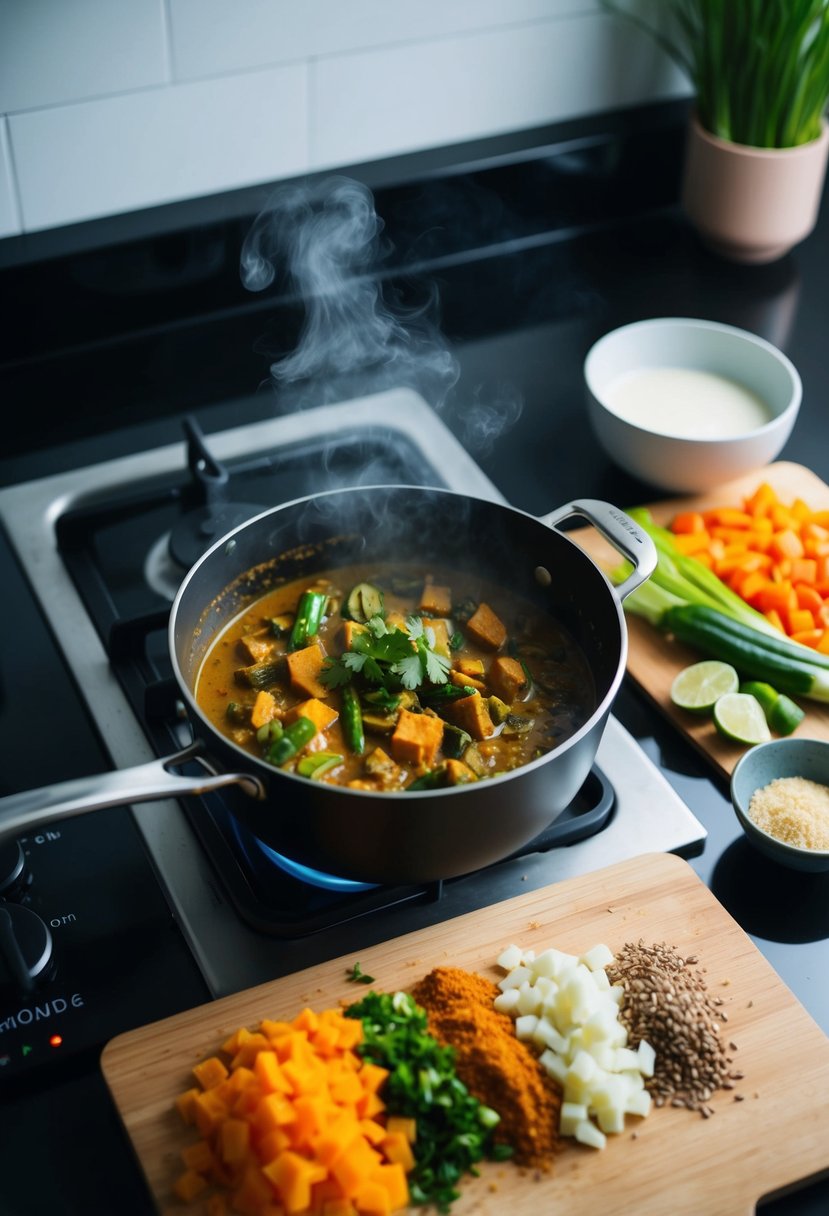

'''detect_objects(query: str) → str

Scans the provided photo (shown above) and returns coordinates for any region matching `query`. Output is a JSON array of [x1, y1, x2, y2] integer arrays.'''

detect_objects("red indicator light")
[[49, 1034, 63, 1048]]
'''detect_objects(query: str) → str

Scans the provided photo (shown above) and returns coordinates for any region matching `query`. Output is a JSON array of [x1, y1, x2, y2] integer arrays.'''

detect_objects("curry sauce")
[[195, 563, 595, 791]]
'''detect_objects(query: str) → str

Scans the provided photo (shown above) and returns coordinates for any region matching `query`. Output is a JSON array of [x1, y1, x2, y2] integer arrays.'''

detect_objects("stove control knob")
[[0, 903, 54, 1000], [0, 839, 32, 903]]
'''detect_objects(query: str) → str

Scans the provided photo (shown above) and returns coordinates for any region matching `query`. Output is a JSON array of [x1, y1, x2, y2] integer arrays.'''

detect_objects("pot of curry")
[[0, 487, 654, 883]]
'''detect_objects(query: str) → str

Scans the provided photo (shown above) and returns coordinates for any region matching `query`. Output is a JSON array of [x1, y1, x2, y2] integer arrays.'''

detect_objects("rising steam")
[[240, 177, 458, 409], [239, 175, 523, 455]]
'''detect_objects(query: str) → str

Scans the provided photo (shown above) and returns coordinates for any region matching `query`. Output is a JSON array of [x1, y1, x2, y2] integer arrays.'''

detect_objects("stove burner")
[[230, 818, 378, 893]]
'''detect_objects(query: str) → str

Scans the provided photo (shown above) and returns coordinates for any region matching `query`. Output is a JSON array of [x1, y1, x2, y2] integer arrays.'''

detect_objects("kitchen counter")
[[1, 100, 827, 1213]]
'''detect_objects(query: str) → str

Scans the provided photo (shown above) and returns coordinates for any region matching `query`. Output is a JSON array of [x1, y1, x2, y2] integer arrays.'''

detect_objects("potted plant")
[[604, 1, 829, 262]]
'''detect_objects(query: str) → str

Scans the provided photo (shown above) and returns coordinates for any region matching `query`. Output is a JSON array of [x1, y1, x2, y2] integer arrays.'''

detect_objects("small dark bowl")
[[730, 738, 829, 872]]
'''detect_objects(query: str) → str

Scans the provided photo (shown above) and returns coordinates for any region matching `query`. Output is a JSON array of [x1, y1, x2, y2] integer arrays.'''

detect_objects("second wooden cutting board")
[[101, 853, 829, 1216], [575, 461, 829, 779]]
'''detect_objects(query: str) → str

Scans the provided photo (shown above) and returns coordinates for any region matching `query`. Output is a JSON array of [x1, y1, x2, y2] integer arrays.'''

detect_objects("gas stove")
[[0, 389, 705, 1093]]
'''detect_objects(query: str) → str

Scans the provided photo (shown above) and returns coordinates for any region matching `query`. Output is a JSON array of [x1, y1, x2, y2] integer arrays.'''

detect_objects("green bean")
[[288, 591, 328, 652], [341, 684, 365, 755], [265, 716, 316, 766]]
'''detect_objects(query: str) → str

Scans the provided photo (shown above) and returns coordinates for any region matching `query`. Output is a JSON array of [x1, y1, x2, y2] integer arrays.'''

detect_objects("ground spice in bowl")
[[747, 776, 829, 851], [411, 966, 561, 1167]]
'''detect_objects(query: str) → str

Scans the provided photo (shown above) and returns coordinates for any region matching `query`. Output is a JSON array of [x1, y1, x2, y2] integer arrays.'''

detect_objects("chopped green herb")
[[320, 616, 450, 692], [346, 990, 507, 1213], [346, 961, 375, 984]]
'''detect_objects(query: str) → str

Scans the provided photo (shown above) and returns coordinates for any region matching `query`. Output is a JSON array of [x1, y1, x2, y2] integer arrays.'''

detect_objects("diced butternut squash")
[[174, 1003, 411, 1215], [443, 693, 495, 741], [465, 602, 507, 650], [239, 632, 276, 663], [419, 583, 452, 616], [194, 1056, 230, 1091], [172, 1167, 209, 1203], [487, 655, 527, 703], [285, 643, 329, 699], [423, 618, 451, 657], [284, 698, 339, 734], [450, 668, 487, 693], [341, 620, 367, 650], [250, 689, 279, 729], [389, 709, 444, 767]]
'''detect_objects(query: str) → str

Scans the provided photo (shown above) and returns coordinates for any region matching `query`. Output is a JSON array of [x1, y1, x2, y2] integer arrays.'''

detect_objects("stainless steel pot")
[[0, 487, 654, 883]]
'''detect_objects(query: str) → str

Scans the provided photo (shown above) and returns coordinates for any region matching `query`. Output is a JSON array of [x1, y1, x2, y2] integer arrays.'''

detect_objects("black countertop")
[[1, 100, 827, 1212]]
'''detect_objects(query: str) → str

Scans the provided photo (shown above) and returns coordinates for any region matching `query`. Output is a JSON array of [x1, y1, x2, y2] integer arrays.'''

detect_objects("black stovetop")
[[1, 100, 828, 1215]]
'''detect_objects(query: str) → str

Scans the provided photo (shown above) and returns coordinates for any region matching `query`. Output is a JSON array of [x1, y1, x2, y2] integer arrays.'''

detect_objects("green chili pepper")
[[288, 590, 328, 652], [266, 715, 316, 766], [419, 683, 477, 703], [341, 684, 365, 755]]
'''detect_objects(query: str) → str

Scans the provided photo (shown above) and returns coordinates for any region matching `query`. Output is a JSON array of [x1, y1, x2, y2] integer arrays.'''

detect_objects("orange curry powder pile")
[[411, 966, 561, 1168]]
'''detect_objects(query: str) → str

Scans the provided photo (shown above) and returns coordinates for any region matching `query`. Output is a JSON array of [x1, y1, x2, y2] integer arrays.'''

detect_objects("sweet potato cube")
[[341, 620, 367, 650], [487, 655, 527, 703], [385, 1116, 416, 1144], [443, 758, 477, 785], [443, 693, 494, 741], [352, 1179, 391, 1216], [389, 709, 444, 767], [331, 1137, 383, 1197], [264, 1150, 328, 1214], [465, 602, 507, 651], [193, 1056, 229, 1090], [250, 689, 278, 729], [370, 1163, 409, 1210], [172, 1168, 208, 1204], [175, 1087, 201, 1125], [423, 618, 451, 656], [419, 583, 452, 616], [239, 632, 275, 663], [454, 657, 484, 677], [181, 1139, 217, 1174], [380, 1131, 415, 1172], [450, 669, 487, 693], [286, 643, 328, 699], [219, 1117, 251, 1165], [284, 697, 339, 734]]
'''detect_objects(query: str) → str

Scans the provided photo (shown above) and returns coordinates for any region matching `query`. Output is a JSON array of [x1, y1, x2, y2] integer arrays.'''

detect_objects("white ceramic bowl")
[[731, 738, 829, 872], [584, 317, 801, 492]]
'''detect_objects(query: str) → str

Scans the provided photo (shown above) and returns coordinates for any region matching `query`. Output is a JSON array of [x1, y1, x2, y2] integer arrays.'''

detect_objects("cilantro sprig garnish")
[[321, 615, 450, 691]]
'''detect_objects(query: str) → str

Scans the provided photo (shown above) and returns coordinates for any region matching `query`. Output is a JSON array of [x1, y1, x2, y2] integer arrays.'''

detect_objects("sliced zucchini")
[[344, 582, 385, 623]]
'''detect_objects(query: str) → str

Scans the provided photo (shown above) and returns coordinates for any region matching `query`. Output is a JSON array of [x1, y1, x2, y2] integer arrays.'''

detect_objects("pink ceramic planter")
[[681, 115, 829, 264]]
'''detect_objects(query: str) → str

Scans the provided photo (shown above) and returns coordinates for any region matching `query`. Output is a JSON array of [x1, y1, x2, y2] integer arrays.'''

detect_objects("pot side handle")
[[0, 743, 266, 846], [540, 498, 657, 601]]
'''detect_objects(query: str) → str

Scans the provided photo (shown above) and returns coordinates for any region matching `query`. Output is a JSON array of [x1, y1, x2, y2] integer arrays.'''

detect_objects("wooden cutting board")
[[575, 462, 829, 779], [102, 853, 829, 1216]]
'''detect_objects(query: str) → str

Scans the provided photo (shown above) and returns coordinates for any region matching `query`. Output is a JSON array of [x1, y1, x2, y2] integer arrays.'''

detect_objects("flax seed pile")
[[607, 940, 743, 1118]]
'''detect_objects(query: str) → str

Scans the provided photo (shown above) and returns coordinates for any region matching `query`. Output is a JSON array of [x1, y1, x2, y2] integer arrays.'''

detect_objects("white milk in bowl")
[[603, 367, 773, 438]]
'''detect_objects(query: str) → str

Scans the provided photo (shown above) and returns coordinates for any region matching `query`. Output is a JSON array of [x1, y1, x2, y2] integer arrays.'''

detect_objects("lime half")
[[670, 660, 739, 714], [713, 692, 772, 745]]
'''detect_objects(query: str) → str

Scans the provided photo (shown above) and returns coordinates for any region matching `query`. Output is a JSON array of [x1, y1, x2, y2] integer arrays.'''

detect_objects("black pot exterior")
[[170, 486, 628, 884]]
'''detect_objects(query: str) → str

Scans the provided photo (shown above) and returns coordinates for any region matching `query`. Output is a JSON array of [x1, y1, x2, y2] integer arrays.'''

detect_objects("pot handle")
[[540, 498, 657, 601], [0, 743, 266, 846]]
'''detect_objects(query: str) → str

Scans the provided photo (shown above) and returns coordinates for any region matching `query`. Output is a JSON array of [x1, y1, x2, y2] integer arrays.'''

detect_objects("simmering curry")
[[196, 564, 595, 792]]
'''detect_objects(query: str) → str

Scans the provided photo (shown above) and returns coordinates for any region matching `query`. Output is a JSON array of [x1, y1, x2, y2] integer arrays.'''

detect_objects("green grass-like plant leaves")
[[605, 0, 829, 148]]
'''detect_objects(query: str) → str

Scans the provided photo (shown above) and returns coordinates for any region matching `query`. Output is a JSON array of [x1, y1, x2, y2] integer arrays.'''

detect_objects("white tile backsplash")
[[169, 0, 597, 81], [312, 14, 685, 168], [0, 1, 687, 237], [10, 66, 308, 232], [0, 118, 22, 238], [0, 0, 168, 114]]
